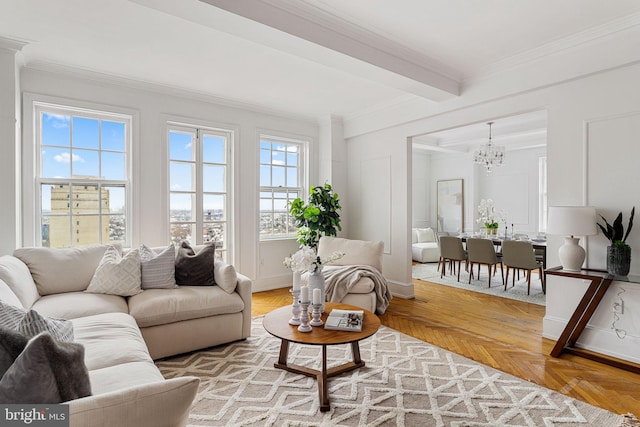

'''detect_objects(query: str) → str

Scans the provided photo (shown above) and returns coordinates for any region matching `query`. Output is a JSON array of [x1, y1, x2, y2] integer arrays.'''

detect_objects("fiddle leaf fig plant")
[[597, 207, 635, 248], [289, 183, 342, 249]]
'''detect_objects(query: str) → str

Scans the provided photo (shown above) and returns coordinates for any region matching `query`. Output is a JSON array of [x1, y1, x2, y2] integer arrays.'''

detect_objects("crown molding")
[[466, 11, 640, 84], [0, 35, 29, 53], [22, 60, 318, 124]]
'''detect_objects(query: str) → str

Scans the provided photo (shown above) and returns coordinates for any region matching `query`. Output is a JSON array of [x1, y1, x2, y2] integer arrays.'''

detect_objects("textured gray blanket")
[[322, 265, 392, 314]]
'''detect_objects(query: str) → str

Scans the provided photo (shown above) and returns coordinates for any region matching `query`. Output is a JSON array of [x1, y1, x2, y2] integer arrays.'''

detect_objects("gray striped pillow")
[[0, 301, 74, 342], [139, 245, 178, 289]]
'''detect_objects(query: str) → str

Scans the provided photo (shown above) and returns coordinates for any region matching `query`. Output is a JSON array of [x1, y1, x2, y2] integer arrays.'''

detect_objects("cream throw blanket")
[[322, 265, 392, 314]]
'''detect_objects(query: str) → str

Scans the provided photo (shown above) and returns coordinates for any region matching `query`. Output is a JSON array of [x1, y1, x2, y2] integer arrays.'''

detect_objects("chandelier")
[[473, 122, 505, 173]]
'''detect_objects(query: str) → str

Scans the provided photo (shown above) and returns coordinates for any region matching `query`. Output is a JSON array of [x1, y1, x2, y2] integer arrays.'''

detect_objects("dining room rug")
[[412, 262, 546, 306], [156, 317, 634, 426]]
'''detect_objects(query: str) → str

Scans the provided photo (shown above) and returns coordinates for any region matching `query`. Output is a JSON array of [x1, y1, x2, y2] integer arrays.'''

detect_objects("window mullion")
[[196, 130, 204, 245]]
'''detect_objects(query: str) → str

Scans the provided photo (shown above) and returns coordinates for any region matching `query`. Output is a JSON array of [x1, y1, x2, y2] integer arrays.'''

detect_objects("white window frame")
[[30, 100, 133, 248], [259, 134, 308, 240], [539, 156, 548, 232], [167, 121, 233, 260]]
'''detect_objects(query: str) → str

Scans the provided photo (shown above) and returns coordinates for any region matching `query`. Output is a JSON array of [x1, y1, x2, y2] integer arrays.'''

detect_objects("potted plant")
[[597, 207, 635, 276], [289, 183, 342, 249]]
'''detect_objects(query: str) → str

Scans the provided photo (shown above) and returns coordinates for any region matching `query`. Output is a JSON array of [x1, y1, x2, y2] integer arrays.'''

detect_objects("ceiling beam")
[[198, 0, 460, 101]]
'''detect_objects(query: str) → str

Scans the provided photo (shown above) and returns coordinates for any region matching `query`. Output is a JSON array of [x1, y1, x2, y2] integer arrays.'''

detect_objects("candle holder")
[[289, 288, 301, 325], [309, 303, 323, 327], [297, 301, 312, 332]]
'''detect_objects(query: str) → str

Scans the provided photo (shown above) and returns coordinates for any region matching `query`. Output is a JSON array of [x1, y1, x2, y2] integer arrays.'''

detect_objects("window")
[[259, 135, 306, 239], [168, 124, 231, 259], [36, 103, 131, 248], [538, 156, 548, 232]]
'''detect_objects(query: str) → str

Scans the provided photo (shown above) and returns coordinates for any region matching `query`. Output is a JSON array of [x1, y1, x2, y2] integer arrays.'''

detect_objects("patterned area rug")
[[156, 318, 630, 426], [412, 262, 546, 306]]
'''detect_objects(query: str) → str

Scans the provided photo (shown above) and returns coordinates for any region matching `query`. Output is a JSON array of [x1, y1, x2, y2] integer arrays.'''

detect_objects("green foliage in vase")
[[597, 206, 635, 247], [289, 183, 342, 248]]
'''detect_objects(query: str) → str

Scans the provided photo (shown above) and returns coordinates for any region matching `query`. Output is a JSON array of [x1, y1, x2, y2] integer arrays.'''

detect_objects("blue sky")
[[41, 113, 126, 211], [169, 131, 226, 212]]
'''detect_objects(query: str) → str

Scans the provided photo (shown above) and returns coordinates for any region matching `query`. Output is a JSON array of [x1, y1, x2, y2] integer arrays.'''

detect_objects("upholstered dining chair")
[[435, 231, 450, 272], [438, 236, 467, 282], [501, 240, 545, 295], [466, 238, 504, 287]]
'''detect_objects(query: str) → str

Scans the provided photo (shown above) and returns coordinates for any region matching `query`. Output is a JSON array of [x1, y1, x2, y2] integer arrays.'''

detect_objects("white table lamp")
[[547, 206, 597, 271]]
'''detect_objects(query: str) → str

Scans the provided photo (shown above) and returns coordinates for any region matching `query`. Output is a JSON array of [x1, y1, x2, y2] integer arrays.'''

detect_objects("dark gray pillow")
[[0, 327, 29, 378], [0, 332, 91, 403], [174, 242, 216, 286]]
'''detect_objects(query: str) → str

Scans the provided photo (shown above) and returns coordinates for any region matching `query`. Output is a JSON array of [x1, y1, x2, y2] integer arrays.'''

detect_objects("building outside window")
[[259, 135, 306, 240], [168, 123, 231, 260], [36, 103, 130, 248]]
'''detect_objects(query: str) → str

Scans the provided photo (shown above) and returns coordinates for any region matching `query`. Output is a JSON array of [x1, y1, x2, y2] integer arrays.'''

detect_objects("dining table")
[[459, 235, 547, 268]]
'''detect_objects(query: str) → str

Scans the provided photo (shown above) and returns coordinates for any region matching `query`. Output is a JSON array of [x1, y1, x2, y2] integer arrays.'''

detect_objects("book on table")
[[324, 309, 364, 332]]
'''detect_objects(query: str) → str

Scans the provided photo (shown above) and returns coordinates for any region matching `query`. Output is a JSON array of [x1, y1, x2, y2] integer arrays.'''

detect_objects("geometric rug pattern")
[[156, 318, 626, 426], [413, 262, 546, 306]]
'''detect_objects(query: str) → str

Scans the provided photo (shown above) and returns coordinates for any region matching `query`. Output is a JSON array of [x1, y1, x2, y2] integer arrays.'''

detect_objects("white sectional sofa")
[[411, 228, 441, 263], [0, 244, 252, 427]]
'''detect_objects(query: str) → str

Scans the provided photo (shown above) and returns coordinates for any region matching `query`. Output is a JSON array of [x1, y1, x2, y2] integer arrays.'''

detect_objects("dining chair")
[[438, 236, 467, 282], [466, 238, 504, 287], [435, 232, 450, 272], [501, 240, 545, 295]]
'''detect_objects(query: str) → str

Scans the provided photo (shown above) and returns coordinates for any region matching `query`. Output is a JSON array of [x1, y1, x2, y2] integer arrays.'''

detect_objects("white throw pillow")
[[416, 228, 436, 243], [86, 246, 142, 297], [213, 260, 237, 294], [139, 245, 178, 290]]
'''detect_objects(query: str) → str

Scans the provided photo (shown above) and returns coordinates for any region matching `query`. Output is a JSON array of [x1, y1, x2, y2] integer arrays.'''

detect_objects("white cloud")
[[171, 184, 182, 190], [44, 113, 70, 129], [54, 152, 84, 163]]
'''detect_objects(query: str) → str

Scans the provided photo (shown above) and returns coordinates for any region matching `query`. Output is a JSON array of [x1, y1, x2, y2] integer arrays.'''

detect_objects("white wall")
[[411, 150, 431, 228], [413, 145, 545, 236], [346, 62, 640, 328], [15, 65, 319, 291]]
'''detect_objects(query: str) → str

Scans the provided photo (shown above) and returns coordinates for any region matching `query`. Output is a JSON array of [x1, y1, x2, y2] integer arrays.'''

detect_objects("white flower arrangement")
[[476, 198, 506, 229], [283, 246, 345, 273]]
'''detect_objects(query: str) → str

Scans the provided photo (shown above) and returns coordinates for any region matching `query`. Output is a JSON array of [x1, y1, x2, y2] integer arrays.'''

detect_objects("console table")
[[546, 267, 640, 373]]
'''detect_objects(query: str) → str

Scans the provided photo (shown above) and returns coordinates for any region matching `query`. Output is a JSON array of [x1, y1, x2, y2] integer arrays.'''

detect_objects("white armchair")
[[317, 237, 392, 314]]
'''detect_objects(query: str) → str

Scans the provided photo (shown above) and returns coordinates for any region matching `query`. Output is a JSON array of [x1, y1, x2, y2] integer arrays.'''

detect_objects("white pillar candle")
[[292, 271, 301, 290], [313, 288, 321, 305], [300, 285, 309, 303]]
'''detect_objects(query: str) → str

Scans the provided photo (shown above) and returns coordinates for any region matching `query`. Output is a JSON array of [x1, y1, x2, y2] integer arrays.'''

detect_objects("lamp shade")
[[547, 206, 597, 237]]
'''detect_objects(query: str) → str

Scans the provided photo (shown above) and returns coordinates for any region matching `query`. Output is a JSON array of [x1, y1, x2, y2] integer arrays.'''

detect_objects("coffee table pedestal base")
[[274, 340, 364, 412]]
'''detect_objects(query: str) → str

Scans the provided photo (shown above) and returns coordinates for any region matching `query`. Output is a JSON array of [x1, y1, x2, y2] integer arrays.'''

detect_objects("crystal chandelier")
[[473, 122, 505, 173]]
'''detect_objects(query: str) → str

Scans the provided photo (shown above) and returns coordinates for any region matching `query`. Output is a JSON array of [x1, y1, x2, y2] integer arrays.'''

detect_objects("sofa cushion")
[[71, 313, 153, 371], [13, 245, 114, 295], [128, 286, 245, 328], [214, 259, 237, 294], [139, 244, 177, 290], [0, 279, 23, 309], [32, 292, 128, 320], [0, 255, 40, 308], [0, 301, 74, 342], [86, 247, 142, 297], [88, 361, 165, 396], [0, 332, 91, 404], [317, 237, 383, 272], [174, 241, 216, 286]]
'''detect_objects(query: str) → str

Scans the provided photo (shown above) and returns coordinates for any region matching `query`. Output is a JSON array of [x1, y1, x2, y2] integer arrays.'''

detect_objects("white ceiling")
[[2, 0, 640, 126]]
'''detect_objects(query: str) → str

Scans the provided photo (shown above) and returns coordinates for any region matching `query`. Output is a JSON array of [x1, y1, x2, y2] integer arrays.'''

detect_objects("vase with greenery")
[[597, 207, 635, 276], [476, 199, 504, 236], [289, 183, 342, 249]]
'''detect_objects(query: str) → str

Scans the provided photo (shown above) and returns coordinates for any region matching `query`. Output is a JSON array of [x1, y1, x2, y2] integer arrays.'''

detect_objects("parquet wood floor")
[[252, 277, 640, 415]]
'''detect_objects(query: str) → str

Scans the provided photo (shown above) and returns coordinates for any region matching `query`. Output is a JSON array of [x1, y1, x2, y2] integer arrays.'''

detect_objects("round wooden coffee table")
[[263, 302, 380, 412]]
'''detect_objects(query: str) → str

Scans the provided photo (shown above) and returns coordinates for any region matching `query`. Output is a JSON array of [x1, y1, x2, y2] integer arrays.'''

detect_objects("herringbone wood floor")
[[252, 278, 640, 415]]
